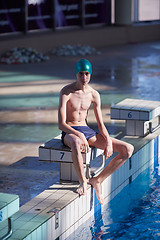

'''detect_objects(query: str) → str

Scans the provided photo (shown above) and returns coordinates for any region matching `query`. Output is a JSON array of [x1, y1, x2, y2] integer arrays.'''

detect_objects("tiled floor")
[[0, 41, 160, 206]]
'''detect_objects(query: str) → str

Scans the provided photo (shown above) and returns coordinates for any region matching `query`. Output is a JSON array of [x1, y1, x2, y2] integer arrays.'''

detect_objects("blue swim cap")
[[75, 59, 92, 75]]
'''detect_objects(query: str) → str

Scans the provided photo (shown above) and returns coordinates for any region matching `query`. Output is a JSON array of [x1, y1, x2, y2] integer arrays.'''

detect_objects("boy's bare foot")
[[76, 180, 87, 195], [89, 177, 104, 205]]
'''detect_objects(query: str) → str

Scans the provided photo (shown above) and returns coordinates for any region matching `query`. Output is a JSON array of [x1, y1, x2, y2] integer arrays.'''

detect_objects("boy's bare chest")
[[68, 92, 92, 110]]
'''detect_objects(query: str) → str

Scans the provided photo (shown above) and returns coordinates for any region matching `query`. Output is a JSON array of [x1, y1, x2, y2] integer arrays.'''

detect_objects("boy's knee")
[[70, 137, 82, 150], [125, 144, 134, 159], [121, 143, 134, 160]]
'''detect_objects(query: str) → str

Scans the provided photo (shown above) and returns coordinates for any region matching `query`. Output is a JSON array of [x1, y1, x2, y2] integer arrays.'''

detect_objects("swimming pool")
[[0, 43, 160, 237], [68, 161, 160, 239]]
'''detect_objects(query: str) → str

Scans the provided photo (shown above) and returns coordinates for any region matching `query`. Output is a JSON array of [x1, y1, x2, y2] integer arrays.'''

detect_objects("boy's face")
[[76, 71, 91, 85]]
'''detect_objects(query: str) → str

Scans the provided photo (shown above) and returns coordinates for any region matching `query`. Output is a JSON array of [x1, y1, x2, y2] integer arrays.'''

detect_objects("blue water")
[[73, 165, 160, 239]]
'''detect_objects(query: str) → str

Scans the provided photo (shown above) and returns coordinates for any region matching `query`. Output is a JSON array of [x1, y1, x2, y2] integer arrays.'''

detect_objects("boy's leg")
[[63, 133, 87, 195], [88, 134, 134, 204]]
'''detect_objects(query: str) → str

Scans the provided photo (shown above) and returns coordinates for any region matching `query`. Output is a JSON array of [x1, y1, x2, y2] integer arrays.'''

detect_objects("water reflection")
[[90, 190, 104, 239], [94, 54, 160, 102]]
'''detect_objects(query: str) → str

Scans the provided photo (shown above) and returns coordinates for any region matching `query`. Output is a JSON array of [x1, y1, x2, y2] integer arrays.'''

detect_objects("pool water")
[[0, 93, 59, 109], [73, 164, 160, 239]]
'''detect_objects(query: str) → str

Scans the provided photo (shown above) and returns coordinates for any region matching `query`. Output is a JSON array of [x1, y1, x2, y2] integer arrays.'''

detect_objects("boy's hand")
[[79, 133, 90, 153], [104, 139, 113, 159]]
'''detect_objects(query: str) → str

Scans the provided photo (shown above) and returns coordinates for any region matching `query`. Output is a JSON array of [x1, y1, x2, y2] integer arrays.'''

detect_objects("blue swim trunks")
[[61, 126, 97, 145]]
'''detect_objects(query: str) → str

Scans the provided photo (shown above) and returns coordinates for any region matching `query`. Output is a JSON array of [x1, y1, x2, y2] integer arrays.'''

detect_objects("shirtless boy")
[[58, 59, 134, 204]]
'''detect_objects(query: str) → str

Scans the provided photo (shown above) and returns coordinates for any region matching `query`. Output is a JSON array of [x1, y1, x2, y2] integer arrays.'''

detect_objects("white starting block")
[[111, 98, 160, 137], [39, 135, 104, 181]]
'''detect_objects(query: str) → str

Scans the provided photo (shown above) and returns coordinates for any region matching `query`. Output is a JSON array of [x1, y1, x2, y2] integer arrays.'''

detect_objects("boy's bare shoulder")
[[60, 82, 76, 95], [90, 86, 99, 97], [89, 86, 100, 103]]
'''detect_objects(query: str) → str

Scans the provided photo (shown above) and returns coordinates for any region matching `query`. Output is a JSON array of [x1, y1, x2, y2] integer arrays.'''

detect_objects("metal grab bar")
[[86, 154, 105, 179], [149, 121, 160, 134], [0, 218, 12, 240]]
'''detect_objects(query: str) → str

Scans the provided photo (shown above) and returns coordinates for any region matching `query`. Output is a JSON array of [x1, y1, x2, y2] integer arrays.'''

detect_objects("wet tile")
[[9, 229, 31, 239]]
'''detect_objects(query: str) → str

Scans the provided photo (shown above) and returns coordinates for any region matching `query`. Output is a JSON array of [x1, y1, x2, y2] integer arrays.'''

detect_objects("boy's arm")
[[58, 88, 78, 135], [58, 89, 68, 131], [92, 90, 113, 158]]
